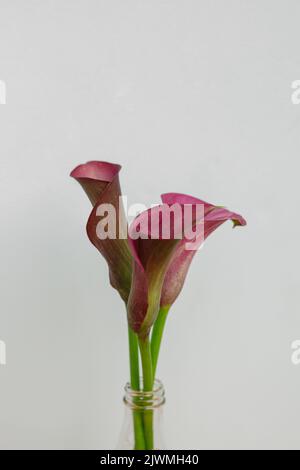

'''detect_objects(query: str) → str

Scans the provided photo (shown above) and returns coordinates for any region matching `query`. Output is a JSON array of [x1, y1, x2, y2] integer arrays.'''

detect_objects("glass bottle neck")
[[124, 379, 165, 411]]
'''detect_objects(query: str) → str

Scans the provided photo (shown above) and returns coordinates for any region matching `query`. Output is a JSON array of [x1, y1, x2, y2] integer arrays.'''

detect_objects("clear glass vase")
[[116, 379, 166, 450]]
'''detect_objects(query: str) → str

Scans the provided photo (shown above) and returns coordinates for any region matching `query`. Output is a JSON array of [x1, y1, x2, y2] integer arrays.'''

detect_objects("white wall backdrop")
[[0, 0, 300, 449]]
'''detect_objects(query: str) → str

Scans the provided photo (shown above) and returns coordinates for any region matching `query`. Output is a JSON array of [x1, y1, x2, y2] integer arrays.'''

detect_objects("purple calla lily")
[[70, 161, 132, 302], [126, 196, 245, 338]]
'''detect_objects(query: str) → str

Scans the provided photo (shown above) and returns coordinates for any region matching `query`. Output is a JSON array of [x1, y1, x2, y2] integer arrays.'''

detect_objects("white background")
[[0, 0, 300, 449]]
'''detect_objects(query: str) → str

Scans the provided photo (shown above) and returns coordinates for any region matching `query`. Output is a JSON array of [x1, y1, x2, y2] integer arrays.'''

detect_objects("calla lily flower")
[[127, 195, 246, 338], [70, 161, 132, 302]]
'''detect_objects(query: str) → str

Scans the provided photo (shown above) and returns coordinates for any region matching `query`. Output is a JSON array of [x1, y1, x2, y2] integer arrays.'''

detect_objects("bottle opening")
[[124, 379, 165, 410]]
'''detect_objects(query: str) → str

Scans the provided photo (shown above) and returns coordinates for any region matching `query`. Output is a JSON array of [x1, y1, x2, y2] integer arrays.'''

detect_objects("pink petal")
[[71, 161, 132, 302], [127, 206, 181, 336], [160, 193, 246, 306], [70, 161, 121, 206]]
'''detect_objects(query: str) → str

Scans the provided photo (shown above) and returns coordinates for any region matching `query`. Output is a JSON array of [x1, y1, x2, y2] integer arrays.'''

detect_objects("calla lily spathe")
[[126, 196, 246, 337], [70, 161, 132, 302]]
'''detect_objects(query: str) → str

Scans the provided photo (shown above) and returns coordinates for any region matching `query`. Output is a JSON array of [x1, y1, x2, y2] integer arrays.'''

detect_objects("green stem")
[[138, 336, 153, 390], [128, 326, 140, 391], [151, 306, 170, 382], [128, 326, 145, 450], [138, 335, 154, 450]]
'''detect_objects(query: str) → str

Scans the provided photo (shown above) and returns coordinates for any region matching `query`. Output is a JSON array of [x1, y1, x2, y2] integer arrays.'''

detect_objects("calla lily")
[[70, 161, 132, 302], [127, 195, 246, 339]]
